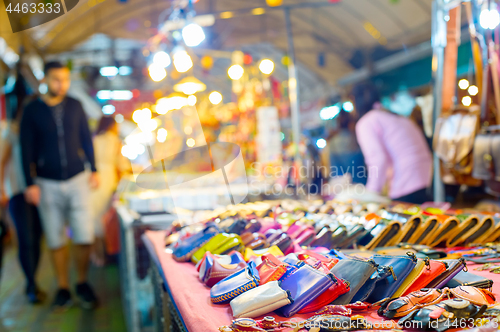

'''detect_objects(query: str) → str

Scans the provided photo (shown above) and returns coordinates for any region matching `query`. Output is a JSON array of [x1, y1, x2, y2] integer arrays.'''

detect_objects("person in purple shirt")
[[352, 83, 432, 204]]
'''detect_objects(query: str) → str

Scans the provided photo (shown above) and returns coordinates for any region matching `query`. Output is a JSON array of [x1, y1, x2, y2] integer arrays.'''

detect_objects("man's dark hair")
[[43, 61, 66, 76], [351, 82, 380, 119]]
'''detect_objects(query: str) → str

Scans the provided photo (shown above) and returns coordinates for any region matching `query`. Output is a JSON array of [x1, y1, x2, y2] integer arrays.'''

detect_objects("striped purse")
[[210, 261, 260, 304]]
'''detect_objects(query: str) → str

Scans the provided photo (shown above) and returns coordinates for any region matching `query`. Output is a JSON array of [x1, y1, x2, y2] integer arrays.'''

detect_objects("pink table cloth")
[[143, 230, 500, 332]]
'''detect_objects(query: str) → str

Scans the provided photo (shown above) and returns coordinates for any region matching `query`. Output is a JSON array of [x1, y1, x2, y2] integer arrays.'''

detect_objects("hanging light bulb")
[[259, 59, 275, 75], [228, 64, 244, 80], [148, 63, 167, 82], [458, 79, 469, 90], [153, 51, 171, 68], [468, 85, 479, 96], [209, 91, 223, 105], [173, 50, 193, 73], [182, 23, 206, 47]]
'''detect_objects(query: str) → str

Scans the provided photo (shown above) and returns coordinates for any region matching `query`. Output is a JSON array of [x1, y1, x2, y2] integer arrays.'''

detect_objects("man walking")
[[21, 61, 99, 310]]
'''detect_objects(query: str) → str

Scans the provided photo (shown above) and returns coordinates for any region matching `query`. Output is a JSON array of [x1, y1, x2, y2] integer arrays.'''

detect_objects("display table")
[[142, 230, 500, 332]]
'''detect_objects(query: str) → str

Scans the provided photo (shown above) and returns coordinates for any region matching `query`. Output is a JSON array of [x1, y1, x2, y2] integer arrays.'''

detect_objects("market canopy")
[[0, 0, 434, 87]]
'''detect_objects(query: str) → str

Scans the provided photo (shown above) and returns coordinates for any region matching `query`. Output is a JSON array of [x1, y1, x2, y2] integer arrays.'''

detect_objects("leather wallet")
[[297, 272, 350, 313], [244, 246, 284, 262], [403, 259, 448, 295], [357, 219, 402, 250], [446, 214, 480, 247], [464, 215, 495, 245], [199, 251, 247, 287], [391, 259, 426, 298], [367, 254, 417, 302], [191, 233, 244, 264], [297, 251, 339, 270], [446, 271, 493, 289], [426, 258, 467, 289], [276, 264, 336, 317], [241, 232, 268, 250], [424, 215, 459, 247], [286, 222, 314, 240], [379, 212, 422, 245], [256, 253, 288, 284], [229, 281, 292, 318], [294, 228, 316, 246], [210, 261, 260, 304], [172, 223, 220, 262], [409, 215, 439, 244], [330, 258, 377, 304], [267, 230, 293, 253]]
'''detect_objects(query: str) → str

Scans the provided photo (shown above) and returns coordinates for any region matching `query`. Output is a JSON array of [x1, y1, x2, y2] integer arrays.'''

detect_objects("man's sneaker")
[[52, 289, 72, 311], [75, 283, 98, 309]]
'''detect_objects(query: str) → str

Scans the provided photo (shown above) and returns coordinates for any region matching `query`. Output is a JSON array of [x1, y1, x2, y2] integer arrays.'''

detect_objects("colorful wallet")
[[210, 261, 260, 304], [229, 281, 292, 318], [403, 259, 448, 295], [426, 258, 467, 289], [191, 233, 244, 264], [366, 254, 417, 302], [172, 223, 220, 262], [331, 258, 378, 305], [297, 272, 350, 314], [198, 251, 247, 287], [276, 264, 336, 317], [446, 270, 493, 289], [256, 254, 288, 285], [391, 258, 426, 298], [244, 246, 284, 262], [241, 232, 268, 250]]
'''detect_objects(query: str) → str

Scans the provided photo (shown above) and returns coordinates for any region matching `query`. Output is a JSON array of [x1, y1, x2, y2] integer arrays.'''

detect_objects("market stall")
[[138, 200, 500, 332]]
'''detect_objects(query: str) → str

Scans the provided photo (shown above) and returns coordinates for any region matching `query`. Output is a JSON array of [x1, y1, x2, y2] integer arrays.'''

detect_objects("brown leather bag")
[[433, 105, 482, 185]]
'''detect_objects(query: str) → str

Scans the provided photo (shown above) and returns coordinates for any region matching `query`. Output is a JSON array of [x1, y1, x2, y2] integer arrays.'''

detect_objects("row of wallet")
[[185, 242, 493, 319]]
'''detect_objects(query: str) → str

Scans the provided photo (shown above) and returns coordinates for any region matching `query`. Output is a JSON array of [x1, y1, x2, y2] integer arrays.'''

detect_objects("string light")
[[173, 50, 193, 73], [187, 95, 197, 106], [458, 79, 469, 90], [148, 63, 167, 82], [228, 64, 244, 80], [153, 51, 171, 68], [468, 85, 479, 96], [259, 59, 274, 75], [209, 91, 223, 105], [182, 23, 206, 47], [462, 96, 472, 107]]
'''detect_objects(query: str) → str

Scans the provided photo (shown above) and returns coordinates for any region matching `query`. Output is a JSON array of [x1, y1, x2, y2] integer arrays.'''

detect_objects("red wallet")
[[402, 259, 448, 296], [297, 273, 350, 313], [256, 253, 288, 285]]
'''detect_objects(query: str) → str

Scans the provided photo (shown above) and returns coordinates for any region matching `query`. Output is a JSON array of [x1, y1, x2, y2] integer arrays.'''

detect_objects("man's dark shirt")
[[20, 96, 97, 187]]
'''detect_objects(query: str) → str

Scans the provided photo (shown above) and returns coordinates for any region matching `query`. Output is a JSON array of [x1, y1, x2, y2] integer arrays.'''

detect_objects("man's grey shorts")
[[36, 172, 93, 249]]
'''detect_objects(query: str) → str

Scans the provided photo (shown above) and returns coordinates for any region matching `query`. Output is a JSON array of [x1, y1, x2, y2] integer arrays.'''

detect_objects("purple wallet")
[[275, 264, 335, 317], [426, 258, 467, 289]]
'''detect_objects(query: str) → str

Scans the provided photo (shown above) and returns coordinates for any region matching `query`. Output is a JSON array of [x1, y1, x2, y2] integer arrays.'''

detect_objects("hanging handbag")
[[473, 126, 500, 196], [434, 105, 482, 186]]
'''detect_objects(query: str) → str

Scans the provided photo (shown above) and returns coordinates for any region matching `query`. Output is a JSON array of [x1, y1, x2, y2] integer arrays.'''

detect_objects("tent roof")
[[1, 0, 434, 87]]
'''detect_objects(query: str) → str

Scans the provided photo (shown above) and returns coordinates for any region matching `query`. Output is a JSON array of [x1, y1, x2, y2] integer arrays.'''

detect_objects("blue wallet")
[[172, 223, 220, 262], [366, 254, 417, 302], [210, 261, 260, 304], [276, 264, 335, 317]]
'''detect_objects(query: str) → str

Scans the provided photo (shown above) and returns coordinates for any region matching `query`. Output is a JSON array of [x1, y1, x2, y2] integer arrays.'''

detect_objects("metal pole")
[[284, 8, 301, 164], [431, 0, 447, 203]]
